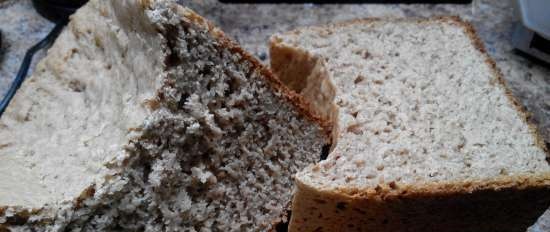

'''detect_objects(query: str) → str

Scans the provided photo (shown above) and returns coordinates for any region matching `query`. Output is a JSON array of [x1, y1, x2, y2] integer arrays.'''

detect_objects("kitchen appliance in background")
[[0, 0, 88, 116], [512, 0, 550, 64]]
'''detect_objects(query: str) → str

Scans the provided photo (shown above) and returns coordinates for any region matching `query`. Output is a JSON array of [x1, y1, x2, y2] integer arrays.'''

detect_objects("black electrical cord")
[[0, 21, 66, 117]]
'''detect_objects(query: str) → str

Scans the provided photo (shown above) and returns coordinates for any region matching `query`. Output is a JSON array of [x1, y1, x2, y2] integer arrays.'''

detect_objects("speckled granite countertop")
[[1, 0, 549, 230]]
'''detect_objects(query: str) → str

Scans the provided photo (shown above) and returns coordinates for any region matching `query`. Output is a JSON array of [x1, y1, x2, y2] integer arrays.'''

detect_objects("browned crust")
[[274, 15, 550, 199], [291, 177, 550, 232], [182, 7, 333, 142]]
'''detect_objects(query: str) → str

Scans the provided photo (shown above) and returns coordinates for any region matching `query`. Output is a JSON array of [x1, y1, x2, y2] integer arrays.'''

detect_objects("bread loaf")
[[0, 0, 330, 231], [270, 17, 550, 232]]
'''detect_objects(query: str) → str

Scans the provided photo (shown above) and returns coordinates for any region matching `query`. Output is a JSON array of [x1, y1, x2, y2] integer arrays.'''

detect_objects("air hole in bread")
[[320, 144, 331, 161], [68, 80, 86, 92], [354, 75, 364, 84]]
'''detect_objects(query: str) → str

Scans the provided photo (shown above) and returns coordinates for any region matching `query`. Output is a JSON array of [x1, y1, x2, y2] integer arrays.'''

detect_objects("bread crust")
[[290, 175, 550, 232], [270, 16, 550, 232]]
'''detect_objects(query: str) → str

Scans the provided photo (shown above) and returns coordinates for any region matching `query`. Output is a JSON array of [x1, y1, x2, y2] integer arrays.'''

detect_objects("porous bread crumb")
[[271, 18, 550, 189]]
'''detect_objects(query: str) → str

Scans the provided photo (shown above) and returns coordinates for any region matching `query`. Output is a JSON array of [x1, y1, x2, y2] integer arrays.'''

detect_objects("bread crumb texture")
[[0, 0, 326, 231], [272, 18, 550, 189]]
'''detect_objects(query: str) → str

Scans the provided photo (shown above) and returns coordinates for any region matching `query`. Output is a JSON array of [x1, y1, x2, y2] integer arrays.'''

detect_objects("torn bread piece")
[[0, 0, 330, 231], [270, 17, 550, 232]]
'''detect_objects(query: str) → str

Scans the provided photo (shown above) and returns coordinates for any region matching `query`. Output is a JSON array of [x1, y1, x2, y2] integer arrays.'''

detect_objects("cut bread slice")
[[270, 17, 550, 232], [0, 0, 330, 231]]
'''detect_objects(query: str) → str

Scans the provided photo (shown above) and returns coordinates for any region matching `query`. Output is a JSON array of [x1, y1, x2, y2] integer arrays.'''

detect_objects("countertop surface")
[[1, 0, 549, 230]]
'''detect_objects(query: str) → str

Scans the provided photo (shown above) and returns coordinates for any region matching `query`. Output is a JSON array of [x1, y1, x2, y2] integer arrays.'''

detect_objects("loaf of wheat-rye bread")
[[270, 17, 550, 232], [0, 0, 331, 231]]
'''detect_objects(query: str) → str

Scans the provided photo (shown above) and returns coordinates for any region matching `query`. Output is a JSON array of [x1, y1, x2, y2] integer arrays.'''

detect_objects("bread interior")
[[270, 19, 550, 190]]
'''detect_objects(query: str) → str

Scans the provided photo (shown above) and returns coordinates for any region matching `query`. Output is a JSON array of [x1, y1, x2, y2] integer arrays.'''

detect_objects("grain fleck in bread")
[[0, 0, 330, 231], [270, 17, 550, 232]]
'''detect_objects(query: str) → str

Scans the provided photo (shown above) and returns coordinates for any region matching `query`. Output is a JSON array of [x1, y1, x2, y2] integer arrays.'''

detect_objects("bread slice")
[[270, 17, 550, 232], [0, 0, 331, 231]]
